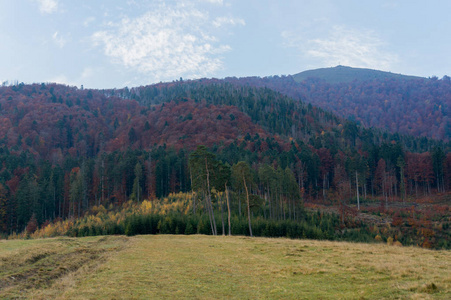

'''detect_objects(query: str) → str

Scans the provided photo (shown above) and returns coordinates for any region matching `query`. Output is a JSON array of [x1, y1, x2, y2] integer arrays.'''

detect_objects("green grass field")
[[1, 235, 450, 299]]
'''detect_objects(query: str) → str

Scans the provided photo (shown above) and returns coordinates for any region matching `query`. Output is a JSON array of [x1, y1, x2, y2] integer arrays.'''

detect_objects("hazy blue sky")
[[1, 0, 450, 88]]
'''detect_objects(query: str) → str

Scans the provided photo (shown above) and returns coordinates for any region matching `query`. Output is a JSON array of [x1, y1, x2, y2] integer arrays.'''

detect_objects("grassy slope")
[[1, 235, 450, 299]]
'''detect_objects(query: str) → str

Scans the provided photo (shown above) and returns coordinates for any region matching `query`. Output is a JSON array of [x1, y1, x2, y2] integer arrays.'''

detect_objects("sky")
[[0, 0, 450, 89]]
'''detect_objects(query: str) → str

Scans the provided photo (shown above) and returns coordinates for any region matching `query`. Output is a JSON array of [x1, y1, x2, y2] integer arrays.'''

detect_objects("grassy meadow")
[[1, 235, 450, 299]]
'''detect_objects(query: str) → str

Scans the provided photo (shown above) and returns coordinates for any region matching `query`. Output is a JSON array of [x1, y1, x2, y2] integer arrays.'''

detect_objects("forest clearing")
[[1, 235, 450, 299]]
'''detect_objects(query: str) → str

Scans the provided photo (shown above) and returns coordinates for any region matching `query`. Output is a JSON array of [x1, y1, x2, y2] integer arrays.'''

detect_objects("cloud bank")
[[283, 25, 398, 71], [212, 17, 245, 28], [92, 2, 240, 82], [35, 0, 58, 14]]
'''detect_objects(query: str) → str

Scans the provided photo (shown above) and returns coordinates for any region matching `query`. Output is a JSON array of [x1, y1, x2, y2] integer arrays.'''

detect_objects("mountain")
[[0, 81, 450, 249], [292, 65, 424, 84], [216, 68, 451, 141]]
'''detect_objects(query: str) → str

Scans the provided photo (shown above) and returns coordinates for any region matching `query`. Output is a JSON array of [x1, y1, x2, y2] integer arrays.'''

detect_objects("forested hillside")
[[0, 83, 272, 156], [0, 81, 450, 248], [214, 68, 451, 141]]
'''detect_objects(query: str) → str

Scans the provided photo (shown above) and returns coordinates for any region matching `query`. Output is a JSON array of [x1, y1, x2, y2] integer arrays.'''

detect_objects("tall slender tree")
[[232, 161, 254, 237], [189, 145, 219, 235]]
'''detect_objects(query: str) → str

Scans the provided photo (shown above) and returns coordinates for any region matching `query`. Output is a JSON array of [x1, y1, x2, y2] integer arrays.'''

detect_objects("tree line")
[[1, 139, 450, 236]]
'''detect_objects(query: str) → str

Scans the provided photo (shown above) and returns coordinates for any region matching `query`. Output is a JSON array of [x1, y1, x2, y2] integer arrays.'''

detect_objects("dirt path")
[[0, 236, 129, 299]]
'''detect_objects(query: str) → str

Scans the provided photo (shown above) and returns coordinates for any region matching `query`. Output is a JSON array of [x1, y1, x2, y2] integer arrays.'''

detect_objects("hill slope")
[[1, 81, 450, 242], [220, 69, 451, 140], [1, 235, 450, 299], [0, 83, 272, 157], [292, 65, 423, 84]]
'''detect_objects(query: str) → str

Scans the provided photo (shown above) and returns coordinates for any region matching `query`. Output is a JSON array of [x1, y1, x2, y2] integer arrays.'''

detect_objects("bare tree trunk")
[[209, 194, 217, 235], [101, 157, 105, 205], [204, 192, 214, 235], [356, 171, 360, 211], [219, 192, 225, 236], [349, 179, 352, 205], [190, 169, 196, 214], [226, 184, 231, 236], [384, 173, 388, 210], [58, 186, 61, 218], [364, 182, 367, 199], [243, 175, 253, 237], [205, 158, 217, 235]]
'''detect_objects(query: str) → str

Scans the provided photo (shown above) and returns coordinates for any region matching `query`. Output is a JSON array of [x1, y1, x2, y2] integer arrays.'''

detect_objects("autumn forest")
[[0, 73, 450, 249]]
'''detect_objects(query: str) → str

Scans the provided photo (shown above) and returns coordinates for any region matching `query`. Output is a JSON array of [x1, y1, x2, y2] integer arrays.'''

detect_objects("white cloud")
[[200, 0, 223, 5], [83, 17, 96, 27], [92, 2, 234, 82], [212, 17, 245, 28], [52, 31, 66, 48], [35, 0, 58, 14], [283, 25, 398, 71]]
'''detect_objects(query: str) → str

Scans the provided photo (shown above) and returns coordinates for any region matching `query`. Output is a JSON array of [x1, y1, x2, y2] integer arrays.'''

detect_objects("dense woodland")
[[0, 80, 450, 248], [213, 74, 451, 141]]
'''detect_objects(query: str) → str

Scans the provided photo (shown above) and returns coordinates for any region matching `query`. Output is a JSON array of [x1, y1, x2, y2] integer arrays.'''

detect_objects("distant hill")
[[0, 83, 272, 158], [292, 65, 424, 84], [220, 68, 450, 141]]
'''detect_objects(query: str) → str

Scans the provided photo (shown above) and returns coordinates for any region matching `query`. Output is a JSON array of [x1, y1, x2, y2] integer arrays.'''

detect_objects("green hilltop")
[[292, 65, 424, 84]]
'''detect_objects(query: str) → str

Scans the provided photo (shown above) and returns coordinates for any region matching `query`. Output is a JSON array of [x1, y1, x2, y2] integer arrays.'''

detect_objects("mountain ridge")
[[291, 65, 425, 84], [210, 68, 450, 141]]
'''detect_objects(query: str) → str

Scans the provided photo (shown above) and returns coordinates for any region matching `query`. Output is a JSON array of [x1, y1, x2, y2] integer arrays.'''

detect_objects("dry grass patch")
[[23, 235, 451, 299], [1, 235, 450, 299], [0, 236, 128, 299]]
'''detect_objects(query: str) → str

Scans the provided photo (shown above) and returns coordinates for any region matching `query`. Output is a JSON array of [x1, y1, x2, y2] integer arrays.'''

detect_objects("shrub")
[[26, 214, 38, 235], [185, 222, 195, 235], [387, 236, 394, 246], [393, 241, 402, 247]]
